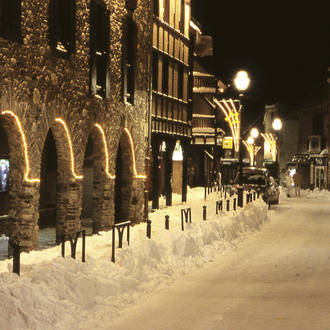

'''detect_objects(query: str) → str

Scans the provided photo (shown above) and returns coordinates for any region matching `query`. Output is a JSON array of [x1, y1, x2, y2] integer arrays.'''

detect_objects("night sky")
[[191, 2, 329, 126]]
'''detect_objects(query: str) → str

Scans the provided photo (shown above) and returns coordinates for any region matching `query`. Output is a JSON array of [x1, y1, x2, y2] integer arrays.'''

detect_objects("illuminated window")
[[123, 16, 136, 104], [49, 0, 76, 58], [0, 0, 21, 42], [90, 0, 110, 98]]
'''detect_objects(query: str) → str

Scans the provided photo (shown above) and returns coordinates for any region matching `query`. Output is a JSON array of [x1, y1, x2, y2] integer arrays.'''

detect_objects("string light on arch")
[[124, 128, 146, 179], [55, 118, 83, 180], [94, 123, 115, 179], [1, 110, 40, 183]]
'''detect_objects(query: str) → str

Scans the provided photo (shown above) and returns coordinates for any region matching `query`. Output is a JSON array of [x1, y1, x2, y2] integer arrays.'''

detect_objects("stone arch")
[[114, 129, 134, 223], [81, 125, 113, 233], [0, 112, 39, 253], [38, 119, 81, 245]]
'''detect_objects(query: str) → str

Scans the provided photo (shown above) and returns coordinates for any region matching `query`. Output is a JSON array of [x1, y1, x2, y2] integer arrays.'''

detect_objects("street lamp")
[[272, 118, 282, 170], [234, 70, 250, 207]]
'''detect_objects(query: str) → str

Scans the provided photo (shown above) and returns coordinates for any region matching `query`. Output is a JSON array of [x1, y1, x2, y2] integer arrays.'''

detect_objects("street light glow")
[[250, 127, 259, 138], [234, 71, 250, 91], [272, 118, 282, 131], [247, 136, 254, 144]]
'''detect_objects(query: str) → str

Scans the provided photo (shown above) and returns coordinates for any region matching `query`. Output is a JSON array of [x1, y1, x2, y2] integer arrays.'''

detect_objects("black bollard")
[[203, 205, 207, 220], [13, 243, 20, 276], [147, 219, 152, 239], [226, 199, 230, 211], [165, 215, 169, 230], [233, 198, 237, 210]]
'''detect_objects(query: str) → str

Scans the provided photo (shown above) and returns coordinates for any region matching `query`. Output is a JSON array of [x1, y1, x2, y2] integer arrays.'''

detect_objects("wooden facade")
[[150, 0, 191, 209]]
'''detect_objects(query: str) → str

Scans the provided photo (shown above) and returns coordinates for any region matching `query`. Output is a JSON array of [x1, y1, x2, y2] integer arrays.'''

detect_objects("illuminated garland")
[[1, 111, 40, 183], [261, 133, 277, 161], [124, 128, 146, 179], [55, 118, 83, 180], [243, 140, 261, 165], [214, 98, 240, 152], [94, 123, 115, 179]]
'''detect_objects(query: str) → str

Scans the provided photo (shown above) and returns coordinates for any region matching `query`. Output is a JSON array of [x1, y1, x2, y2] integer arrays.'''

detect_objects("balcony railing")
[[193, 73, 217, 93]]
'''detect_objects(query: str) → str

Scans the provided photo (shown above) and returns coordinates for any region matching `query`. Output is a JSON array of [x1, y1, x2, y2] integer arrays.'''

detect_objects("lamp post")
[[234, 71, 250, 207], [272, 118, 282, 181], [272, 118, 282, 162], [247, 136, 255, 165], [249, 127, 259, 166]]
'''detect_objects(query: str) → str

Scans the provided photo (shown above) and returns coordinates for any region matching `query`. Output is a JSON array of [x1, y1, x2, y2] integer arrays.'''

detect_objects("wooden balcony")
[[193, 72, 217, 94]]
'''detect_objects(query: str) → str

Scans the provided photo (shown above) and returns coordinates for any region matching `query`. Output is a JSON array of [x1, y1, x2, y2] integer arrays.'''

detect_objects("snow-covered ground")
[[0, 187, 328, 329]]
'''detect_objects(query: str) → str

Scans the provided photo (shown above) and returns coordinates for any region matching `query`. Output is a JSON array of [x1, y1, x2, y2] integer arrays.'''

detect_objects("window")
[[0, 0, 21, 42], [152, 52, 158, 91], [123, 16, 136, 104], [49, 0, 76, 57], [162, 56, 169, 94], [90, 0, 110, 98]]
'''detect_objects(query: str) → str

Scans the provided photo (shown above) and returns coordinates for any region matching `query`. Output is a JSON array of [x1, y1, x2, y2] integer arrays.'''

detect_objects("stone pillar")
[[93, 177, 113, 233], [56, 178, 82, 244], [8, 181, 39, 255]]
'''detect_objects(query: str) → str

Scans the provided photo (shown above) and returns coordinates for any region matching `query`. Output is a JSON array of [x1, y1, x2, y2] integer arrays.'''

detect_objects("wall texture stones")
[[0, 0, 151, 252]]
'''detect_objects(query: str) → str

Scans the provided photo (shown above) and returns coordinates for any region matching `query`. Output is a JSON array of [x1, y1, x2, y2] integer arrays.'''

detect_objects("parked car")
[[233, 167, 280, 204]]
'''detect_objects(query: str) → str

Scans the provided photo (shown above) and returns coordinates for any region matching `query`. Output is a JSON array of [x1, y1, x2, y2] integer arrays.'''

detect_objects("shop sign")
[[223, 137, 233, 149]]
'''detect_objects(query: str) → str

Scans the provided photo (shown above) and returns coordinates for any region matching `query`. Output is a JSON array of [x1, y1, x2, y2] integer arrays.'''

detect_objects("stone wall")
[[0, 0, 151, 252]]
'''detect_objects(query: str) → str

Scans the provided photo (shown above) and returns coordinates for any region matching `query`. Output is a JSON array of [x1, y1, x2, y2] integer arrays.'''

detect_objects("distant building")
[[284, 66, 329, 189], [0, 0, 150, 253], [263, 103, 299, 183], [188, 18, 226, 187]]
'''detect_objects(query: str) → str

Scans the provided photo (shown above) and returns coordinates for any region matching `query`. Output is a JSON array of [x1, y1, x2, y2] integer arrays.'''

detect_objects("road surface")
[[105, 194, 330, 329]]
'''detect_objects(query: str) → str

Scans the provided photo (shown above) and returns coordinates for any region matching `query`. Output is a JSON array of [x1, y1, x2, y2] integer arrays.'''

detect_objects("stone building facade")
[[0, 0, 151, 253]]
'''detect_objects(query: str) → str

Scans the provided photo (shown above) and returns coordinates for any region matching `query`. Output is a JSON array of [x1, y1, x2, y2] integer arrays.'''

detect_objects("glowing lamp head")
[[247, 136, 254, 145], [272, 118, 282, 131], [250, 128, 259, 139], [234, 71, 250, 91]]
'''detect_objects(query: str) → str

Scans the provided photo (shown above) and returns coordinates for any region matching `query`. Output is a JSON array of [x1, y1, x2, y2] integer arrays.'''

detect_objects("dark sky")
[[191, 2, 329, 125]]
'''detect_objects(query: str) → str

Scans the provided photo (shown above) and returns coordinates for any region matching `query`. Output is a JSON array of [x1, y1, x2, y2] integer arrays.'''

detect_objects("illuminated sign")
[[223, 136, 233, 149]]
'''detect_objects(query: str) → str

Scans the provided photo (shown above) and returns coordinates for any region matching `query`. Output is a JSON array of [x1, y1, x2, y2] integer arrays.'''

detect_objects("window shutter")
[[90, 0, 97, 95], [105, 9, 110, 98], [48, 0, 57, 49]]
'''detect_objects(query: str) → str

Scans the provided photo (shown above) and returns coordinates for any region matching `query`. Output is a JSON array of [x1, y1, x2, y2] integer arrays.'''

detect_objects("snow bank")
[[0, 188, 268, 330]]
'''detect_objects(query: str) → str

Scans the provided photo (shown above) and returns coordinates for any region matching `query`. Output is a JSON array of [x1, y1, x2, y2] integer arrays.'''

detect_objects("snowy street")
[[107, 193, 330, 330], [1, 188, 330, 329]]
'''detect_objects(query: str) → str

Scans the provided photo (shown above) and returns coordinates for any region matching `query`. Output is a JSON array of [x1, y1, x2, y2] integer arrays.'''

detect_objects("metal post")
[[147, 219, 152, 239], [233, 198, 237, 210], [203, 205, 207, 220], [82, 230, 86, 263], [13, 243, 20, 276], [226, 199, 230, 211]]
